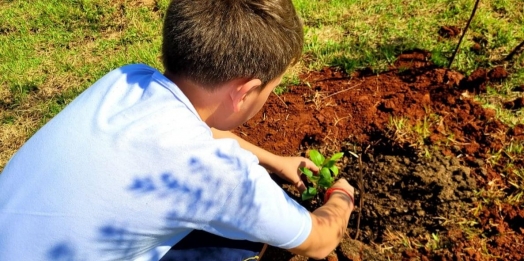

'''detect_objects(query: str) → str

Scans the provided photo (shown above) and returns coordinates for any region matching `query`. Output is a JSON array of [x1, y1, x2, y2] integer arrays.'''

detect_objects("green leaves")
[[318, 168, 333, 188], [302, 187, 317, 201], [300, 167, 319, 183], [309, 149, 325, 166], [330, 152, 344, 161], [299, 150, 344, 201], [300, 167, 313, 178]]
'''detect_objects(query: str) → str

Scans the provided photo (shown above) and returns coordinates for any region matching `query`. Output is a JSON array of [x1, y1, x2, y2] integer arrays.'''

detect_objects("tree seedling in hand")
[[300, 150, 344, 201]]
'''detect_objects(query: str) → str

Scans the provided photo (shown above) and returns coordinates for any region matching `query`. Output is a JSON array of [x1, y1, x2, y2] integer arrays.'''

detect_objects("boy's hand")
[[209, 129, 320, 192], [328, 179, 355, 207], [331, 178, 354, 194], [271, 156, 319, 193]]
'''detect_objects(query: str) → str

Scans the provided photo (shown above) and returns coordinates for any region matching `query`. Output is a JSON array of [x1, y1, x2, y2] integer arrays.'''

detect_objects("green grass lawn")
[[1, 0, 523, 189]]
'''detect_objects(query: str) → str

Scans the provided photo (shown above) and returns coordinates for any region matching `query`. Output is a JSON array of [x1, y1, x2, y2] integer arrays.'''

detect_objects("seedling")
[[300, 150, 344, 201]]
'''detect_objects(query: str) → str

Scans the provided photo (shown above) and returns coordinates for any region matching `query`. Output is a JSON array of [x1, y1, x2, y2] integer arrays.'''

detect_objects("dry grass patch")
[[0, 116, 39, 169]]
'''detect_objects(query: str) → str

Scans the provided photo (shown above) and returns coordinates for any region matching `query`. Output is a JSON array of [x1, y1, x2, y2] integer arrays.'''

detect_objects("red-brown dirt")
[[234, 50, 524, 260], [438, 26, 461, 39]]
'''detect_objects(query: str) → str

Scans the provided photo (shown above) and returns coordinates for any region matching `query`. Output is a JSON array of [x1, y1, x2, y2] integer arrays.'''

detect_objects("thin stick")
[[504, 40, 524, 62], [352, 146, 367, 241], [354, 156, 363, 240], [448, 0, 481, 69], [323, 82, 362, 100], [272, 91, 288, 108]]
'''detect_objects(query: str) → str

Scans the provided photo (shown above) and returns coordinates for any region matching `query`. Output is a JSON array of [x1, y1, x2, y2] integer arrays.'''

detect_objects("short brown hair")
[[162, 0, 303, 90]]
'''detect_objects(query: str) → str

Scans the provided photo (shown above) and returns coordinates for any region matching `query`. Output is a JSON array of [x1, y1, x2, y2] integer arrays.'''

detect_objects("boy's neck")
[[164, 71, 225, 127]]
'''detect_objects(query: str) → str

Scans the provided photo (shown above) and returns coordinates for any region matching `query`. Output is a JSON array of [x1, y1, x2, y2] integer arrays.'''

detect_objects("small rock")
[[471, 43, 482, 54], [403, 157, 411, 165], [488, 66, 508, 81]]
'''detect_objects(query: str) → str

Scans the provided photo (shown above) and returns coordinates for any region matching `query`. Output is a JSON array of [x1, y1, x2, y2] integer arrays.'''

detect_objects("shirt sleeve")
[[203, 163, 312, 249]]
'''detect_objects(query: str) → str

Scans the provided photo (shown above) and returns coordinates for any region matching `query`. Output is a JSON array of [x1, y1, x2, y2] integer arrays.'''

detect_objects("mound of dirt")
[[235, 50, 524, 260], [348, 152, 476, 242]]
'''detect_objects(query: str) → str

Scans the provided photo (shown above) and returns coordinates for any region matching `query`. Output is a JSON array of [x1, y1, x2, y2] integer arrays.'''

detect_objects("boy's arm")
[[211, 128, 278, 170], [211, 128, 318, 190], [213, 129, 355, 259], [289, 179, 355, 259]]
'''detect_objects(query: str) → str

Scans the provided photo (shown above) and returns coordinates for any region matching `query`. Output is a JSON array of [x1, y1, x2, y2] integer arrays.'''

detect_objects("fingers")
[[295, 180, 306, 193], [298, 157, 320, 173]]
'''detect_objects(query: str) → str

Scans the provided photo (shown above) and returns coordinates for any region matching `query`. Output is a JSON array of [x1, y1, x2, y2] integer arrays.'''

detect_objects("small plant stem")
[[448, 0, 481, 69], [272, 92, 288, 108], [323, 82, 362, 100]]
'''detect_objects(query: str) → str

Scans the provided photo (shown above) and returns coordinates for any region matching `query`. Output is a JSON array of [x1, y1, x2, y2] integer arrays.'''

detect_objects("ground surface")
[[234, 50, 524, 260]]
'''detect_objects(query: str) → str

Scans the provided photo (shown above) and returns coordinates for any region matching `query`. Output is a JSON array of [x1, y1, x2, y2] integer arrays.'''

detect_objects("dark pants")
[[159, 230, 267, 261]]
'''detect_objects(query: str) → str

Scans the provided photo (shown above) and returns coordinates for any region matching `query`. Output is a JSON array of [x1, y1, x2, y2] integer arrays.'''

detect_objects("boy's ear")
[[229, 78, 262, 112]]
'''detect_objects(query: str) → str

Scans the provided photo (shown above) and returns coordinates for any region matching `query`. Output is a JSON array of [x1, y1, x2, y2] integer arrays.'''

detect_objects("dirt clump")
[[438, 26, 461, 39]]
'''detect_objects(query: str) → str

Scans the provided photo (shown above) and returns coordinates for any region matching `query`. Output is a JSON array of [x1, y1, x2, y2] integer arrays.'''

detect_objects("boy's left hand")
[[270, 156, 319, 193], [211, 130, 320, 191]]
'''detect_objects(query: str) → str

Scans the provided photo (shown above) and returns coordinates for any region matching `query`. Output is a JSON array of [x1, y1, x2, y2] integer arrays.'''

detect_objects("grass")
[[296, 0, 524, 74], [386, 115, 437, 152], [1, 0, 524, 258], [0, 0, 168, 166], [2, 0, 524, 167]]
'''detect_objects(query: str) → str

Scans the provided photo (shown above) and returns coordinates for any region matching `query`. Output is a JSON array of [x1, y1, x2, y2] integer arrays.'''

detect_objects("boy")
[[0, 0, 355, 260]]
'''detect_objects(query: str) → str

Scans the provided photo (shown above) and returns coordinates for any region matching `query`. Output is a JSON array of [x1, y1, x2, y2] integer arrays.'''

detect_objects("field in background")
[[1, 0, 523, 168]]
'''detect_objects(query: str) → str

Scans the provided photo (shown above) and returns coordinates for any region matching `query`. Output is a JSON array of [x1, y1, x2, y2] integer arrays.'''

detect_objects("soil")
[[438, 26, 461, 39], [234, 50, 524, 260]]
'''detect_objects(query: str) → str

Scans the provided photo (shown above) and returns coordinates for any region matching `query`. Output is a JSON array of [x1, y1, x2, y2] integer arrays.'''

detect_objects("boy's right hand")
[[331, 179, 354, 195], [290, 178, 355, 259], [327, 179, 355, 207]]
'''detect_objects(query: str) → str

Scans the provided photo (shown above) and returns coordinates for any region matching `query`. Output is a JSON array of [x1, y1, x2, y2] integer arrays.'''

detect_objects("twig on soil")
[[354, 157, 363, 240], [272, 92, 288, 108], [353, 146, 369, 241], [323, 82, 362, 100], [448, 0, 481, 69], [504, 40, 524, 63]]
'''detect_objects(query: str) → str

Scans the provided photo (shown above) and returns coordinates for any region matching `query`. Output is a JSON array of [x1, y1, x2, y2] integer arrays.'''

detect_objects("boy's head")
[[161, 0, 304, 91]]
